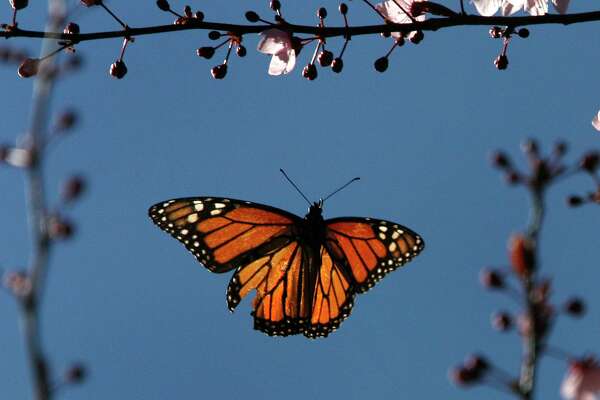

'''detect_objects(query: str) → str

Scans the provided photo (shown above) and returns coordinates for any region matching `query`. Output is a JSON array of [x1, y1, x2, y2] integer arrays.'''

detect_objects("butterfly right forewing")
[[325, 217, 425, 293]]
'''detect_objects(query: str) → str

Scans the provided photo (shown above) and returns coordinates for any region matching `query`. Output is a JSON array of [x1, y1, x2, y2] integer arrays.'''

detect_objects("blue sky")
[[1, 1, 600, 399]]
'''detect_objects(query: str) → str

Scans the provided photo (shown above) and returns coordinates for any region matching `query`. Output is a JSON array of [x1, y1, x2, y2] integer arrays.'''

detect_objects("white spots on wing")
[[161, 216, 167, 222], [214, 203, 226, 209], [378, 233, 386, 240], [193, 242, 200, 247], [187, 213, 199, 223], [388, 242, 397, 252], [378, 226, 388, 232], [181, 229, 189, 235], [157, 209, 164, 214], [210, 209, 222, 216], [194, 203, 204, 212], [391, 231, 400, 240]]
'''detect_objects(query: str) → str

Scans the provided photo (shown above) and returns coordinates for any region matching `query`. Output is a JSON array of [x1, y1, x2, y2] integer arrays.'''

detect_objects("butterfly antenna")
[[280, 169, 311, 206], [323, 177, 361, 202]]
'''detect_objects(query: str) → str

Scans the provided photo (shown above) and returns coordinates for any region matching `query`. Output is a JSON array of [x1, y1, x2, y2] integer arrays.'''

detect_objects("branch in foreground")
[[2, 11, 600, 42]]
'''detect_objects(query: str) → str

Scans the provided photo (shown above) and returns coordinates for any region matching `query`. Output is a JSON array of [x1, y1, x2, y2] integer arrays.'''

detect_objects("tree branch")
[[2, 11, 600, 42]]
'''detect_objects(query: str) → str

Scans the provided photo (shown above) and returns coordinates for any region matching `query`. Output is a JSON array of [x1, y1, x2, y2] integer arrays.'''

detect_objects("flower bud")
[[270, 0, 281, 11], [567, 195, 584, 207], [62, 175, 86, 203], [109, 60, 127, 79], [564, 297, 585, 317], [10, 0, 28, 10], [64, 363, 87, 384], [196, 46, 215, 59], [464, 354, 489, 376], [408, 30, 424, 44], [331, 57, 343, 73], [194, 11, 204, 21], [18, 58, 39, 78], [49, 217, 75, 240], [55, 109, 78, 132], [521, 138, 539, 156], [63, 22, 80, 35], [211, 64, 227, 79], [245, 11, 259, 22], [3, 270, 31, 297], [480, 268, 504, 289], [374, 57, 388, 73], [491, 151, 511, 169], [580, 152, 600, 172], [505, 171, 521, 185], [449, 365, 479, 386], [208, 31, 221, 40], [494, 54, 508, 70], [317, 50, 333, 67], [492, 311, 512, 331], [318, 7, 328, 19], [236, 45, 247, 57], [302, 63, 317, 80], [517, 28, 530, 38], [156, 0, 170, 11], [509, 234, 535, 278], [339, 3, 348, 14], [184, 5, 193, 18], [553, 141, 567, 157], [80, 0, 101, 6]]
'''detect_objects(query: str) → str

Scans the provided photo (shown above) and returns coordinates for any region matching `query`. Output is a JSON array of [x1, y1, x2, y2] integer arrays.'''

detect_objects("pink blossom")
[[471, 0, 570, 15], [375, 0, 426, 38], [257, 29, 297, 76], [561, 358, 600, 400], [592, 110, 600, 132]]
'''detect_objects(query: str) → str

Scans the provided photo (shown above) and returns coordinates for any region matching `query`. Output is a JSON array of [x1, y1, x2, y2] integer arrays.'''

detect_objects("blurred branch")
[[19, 0, 66, 399], [2, 11, 600, 42], [518, 188, 545, 399]]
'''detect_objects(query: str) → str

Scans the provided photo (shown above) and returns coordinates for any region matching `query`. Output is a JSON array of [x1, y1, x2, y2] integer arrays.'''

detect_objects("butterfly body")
[[149, 196, 424, 338]]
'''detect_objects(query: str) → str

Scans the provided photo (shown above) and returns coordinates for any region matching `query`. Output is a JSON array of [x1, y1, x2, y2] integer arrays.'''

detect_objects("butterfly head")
[[306, 200, 324, 224]]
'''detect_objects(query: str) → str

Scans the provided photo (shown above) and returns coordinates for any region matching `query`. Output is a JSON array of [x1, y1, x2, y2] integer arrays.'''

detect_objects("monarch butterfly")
[[148, 177, 424, 338]]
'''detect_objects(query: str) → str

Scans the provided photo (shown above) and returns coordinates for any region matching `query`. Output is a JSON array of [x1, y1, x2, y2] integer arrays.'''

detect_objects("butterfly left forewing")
[[148, 197, 297, 273], [325, 217, 425, 293]]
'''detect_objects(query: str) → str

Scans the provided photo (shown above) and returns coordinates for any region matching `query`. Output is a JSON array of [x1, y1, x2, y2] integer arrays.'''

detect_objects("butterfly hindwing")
[[307, 246, 355, 338], [226, 240, 310, 336], [148, 197, 299, 273], [325, 217, 425, 293]]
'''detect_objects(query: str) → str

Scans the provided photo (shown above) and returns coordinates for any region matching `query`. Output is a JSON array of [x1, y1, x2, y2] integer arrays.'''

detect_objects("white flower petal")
[[524, 0, 548, 15], [257, 29, 290, 55], [471, 0, 501, 16], [376, 0, 423, 24], [592, 111, 600, 132], [552, 0, 570, 14], [268, 48, 296, 76]]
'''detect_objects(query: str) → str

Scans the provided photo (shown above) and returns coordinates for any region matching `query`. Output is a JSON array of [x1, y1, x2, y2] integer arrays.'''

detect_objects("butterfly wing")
[[148, 197, 300, 273], [225, 241, 354, 338], [305, 246, 355, 338], [325, 217, 424, 293]]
